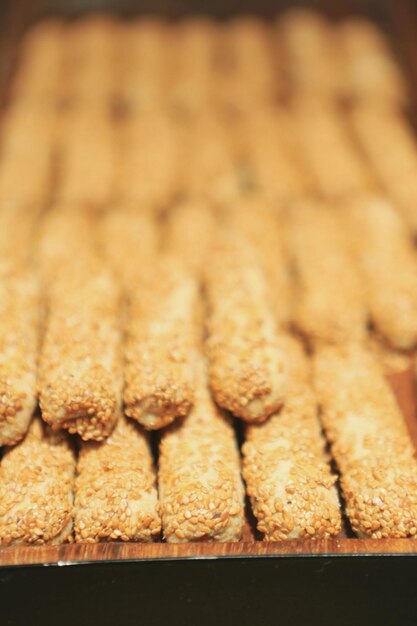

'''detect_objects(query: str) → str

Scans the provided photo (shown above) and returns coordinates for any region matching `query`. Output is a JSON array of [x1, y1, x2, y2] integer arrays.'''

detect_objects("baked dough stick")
[[289, 201, 367, 346], [75, 416, 161, 543], [159, 357, 244, 543], [351, 106, 417, 233], [205, 232, 287, 423], [180, 111, 240, 204], [64, 15, 117, 105], [242, 108, 310, 201], [314, 345, 417, 539], [11, 19, 65, 104], [39, 261, 122, 441], [0, 204, 41, 273], [279, 9, 344, 100], [348, 195, 417, 350], [116, 111, 178, 208], [220, 17, 276, 114], [293, 98, 372, 200], [124, 257, 197, 430], [168, 18, 216, 114], [243, 336, 341, 541], [119, 18, 167, 111], [340, 19, 407, 107], [0, 269, 39, 446], [0, 103, 55, 207], [224, 196, 292, 328], [100, 205, 159, 286], [58, 103, 115, 211], [0, 418, 75, 546], [164, 197, 216, 277]]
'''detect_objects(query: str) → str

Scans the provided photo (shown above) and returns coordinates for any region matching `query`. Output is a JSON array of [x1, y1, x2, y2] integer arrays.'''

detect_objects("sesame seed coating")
[[75, 415, 161, 543], [39, 265, 122, 441], [243, 335, 341, 540], [0, 418, 75, 546], [351, 106, 417, 233], [58, 103, 115, 210], [348, 195, 417, 350], [292, 98, 372, 200], [164, 197, 216, 277], [159, 357, 244, 543], [205, 232, 287, 423], [340, 19, 406, 106], [116, 111, 178, 206], [124, 258, 197, 430], [0, 268, 39, 446], [289, 201, 367, 346], [314, 344, 417, 538], [279, 9, 344, 99]]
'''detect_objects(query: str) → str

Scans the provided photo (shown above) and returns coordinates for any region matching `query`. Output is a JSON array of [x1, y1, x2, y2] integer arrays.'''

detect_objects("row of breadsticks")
[[13, 10, 406, 109], [1, 193, 417, 545]]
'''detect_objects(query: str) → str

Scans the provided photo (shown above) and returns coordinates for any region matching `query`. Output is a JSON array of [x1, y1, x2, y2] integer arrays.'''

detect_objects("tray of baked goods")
[[1, 0, 417, 624]]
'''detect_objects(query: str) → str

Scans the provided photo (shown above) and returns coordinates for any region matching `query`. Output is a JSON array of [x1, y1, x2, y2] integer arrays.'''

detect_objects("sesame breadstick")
[[75, 415, 161, 543], [243, 336, 341, 540], [11, 19, 65, 104], [205, 232, 287, 423], [168, 18, 216, 114], [293, 98, 372, 199], [220, 17, 276, 113], [0, 418, 75, 546], [348, 195, 417, 350], [0, 103, 55, 207], [159, 357, 244, 543], [164, 197, 216, 276], [64, 15, 117, 104], [124, 257, 197, 430], [58, 103, 115, 210], [39, 262, 122, 441], [279, 9, 343, 100], [289, 201, 367, 346], [0, 268, 39, 446], [117, 111, 178, 207], [351, 105, 417, 233], [241, 108, 310, 201], [340, 19, 407, 106], [314, 344, 417, 538], [224, 196, 292, 327], [100, 205, 159, 286], [180, 111, 240, 203], [120, 18, 167, 111]]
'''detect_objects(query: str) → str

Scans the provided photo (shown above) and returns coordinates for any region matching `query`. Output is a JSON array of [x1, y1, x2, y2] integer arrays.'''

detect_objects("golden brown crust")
[[348, 195, 417, 350], [314, 344, 417, 538], [243, 336, 341, 540], [75, 416, 161, 542], [0, 418, 75, 546], [293, 98, 372, 199], [289, 200, 367, 346], [340, 19, 407, 106], [159, 357, 244, 543], [205, 232, 287, 422], [351, 105, 417, 233], [124, 258, 197, 430], [0, 269, 39, 446]]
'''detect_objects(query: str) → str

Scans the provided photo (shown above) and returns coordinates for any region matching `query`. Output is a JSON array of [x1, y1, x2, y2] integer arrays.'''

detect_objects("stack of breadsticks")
[[1, 8, 417, 548]]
